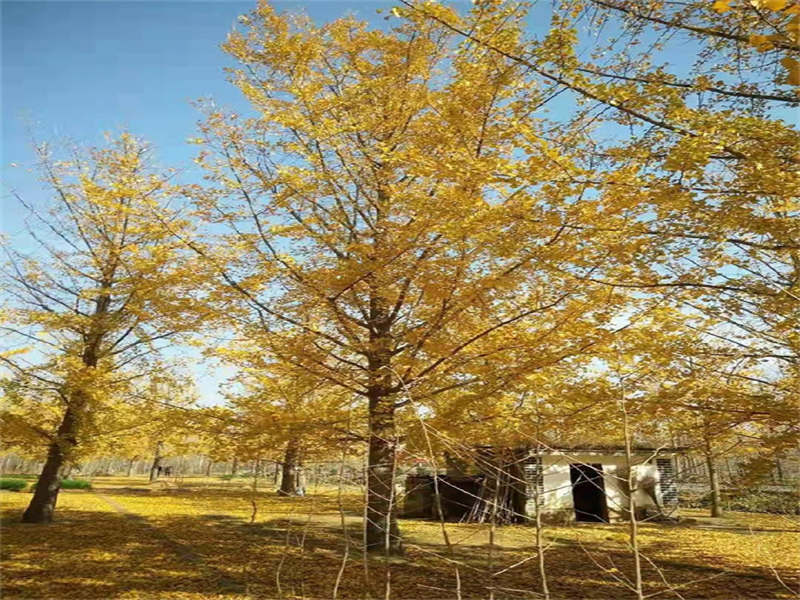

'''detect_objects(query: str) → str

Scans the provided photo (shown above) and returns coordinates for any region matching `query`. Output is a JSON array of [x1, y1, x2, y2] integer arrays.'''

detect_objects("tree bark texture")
[[364, 340, 402, 554], [22, 402, 82, 523], [278, 438, 305, 496]]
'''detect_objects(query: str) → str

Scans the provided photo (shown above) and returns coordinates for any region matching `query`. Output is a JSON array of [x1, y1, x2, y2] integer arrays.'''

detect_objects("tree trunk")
[[22, 403, 81, 523], [23, 289, 110, 523], [363, 266, 403, 555], [205, 457, 213, 478], [365, 383, 402, 554], [25, 308, 106, 523], [278, 438, 305, 496], [150, 441, 164, 482], [126, 458, 135, 478], [704, 436, 723, 518], [231, 456, 238, 476]]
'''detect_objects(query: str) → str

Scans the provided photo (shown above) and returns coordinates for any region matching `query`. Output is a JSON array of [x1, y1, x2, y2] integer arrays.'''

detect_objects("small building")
[[403, 445, 681, 524]]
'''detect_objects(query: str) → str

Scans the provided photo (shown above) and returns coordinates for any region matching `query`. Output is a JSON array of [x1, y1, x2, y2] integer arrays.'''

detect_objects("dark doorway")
[[440, 476, 483, 521], [570, 463, 608, 522]]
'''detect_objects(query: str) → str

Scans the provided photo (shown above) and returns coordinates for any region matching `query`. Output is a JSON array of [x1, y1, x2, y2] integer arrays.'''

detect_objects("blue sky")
[[1, 1, 401, 188]]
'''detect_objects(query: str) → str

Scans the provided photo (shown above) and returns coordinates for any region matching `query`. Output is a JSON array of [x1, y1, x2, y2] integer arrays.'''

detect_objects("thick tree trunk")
[[363, 270, 403, 555], [278, 438, 305, 496], [22, 404, 80, 523], [231, 456, 238, 476], [126, 458, 135, 478], [205, 458, 213, 478], [704, 437, 723, 518], [365, 385, 402, 554], [150, 441, 164, 482]]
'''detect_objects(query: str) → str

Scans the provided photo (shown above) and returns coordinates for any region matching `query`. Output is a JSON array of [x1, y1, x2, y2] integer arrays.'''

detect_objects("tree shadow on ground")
[[1, 507, 219, 600], [1, 500, 797, 600], [118, 510, 800, 600]]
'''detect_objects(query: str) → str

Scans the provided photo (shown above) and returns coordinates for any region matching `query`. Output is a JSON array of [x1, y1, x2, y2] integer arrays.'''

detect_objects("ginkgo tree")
[[179, 0, 645, 553], [0, 134, 202, 522]]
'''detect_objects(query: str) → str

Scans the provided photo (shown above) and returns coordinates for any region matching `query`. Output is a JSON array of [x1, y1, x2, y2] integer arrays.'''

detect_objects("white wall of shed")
[[530, 454, 661, 522]]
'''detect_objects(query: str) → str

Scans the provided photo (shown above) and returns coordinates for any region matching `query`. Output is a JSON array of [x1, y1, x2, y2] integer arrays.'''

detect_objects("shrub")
[[60, 478, 92, 490], [0, 478, 28, 491], [27, 478, 93, 491]]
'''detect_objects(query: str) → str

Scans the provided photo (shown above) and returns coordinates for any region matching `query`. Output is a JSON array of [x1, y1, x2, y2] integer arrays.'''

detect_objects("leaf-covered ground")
[[2, 477, 797, 599]]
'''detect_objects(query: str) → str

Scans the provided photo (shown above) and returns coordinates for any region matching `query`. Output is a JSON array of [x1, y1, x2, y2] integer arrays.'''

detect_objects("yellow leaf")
[[748, 34, 774, 50], [762, 0, 788, 10], [781, 56, 800, 85], [712, 0, 734, 13]]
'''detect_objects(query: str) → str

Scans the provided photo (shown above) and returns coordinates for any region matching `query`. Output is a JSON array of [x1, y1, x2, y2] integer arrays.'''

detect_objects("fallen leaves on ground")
[[1, 477, 797, 599]]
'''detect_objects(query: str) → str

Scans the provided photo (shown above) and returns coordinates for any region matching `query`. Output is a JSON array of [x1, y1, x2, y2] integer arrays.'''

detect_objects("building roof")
[[471, 443, 686, 456]]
